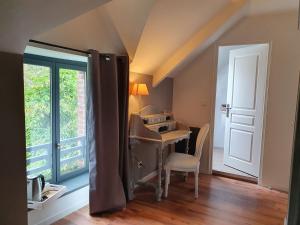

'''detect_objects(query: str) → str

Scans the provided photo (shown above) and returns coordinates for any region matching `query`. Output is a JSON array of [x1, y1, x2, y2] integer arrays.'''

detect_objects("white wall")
[[25, 46, 88, 62], [248, 0, 298, 15], [173, 11, 300, 192]]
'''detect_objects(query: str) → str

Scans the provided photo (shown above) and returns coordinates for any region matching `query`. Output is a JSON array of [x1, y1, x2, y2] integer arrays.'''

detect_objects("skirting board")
[[28, 186, 89, 225], [259, 182, 289, 193]]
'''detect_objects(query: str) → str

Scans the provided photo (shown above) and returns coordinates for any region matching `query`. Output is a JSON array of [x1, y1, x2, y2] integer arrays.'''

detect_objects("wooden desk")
[[129, 129, 191, 201]]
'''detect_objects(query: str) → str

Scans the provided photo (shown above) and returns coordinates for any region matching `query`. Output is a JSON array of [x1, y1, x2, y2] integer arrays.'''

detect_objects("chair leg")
[[165, 169, 170, 198], [184, 172, 188, 182], [194, 170, 199, 199]]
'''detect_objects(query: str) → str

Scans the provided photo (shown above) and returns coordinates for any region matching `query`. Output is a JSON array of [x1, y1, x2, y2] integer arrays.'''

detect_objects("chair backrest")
[[194, 123, 210, 159]]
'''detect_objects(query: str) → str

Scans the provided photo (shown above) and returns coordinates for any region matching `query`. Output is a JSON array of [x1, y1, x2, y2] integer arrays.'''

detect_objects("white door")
[[224, 44, 269, 177]]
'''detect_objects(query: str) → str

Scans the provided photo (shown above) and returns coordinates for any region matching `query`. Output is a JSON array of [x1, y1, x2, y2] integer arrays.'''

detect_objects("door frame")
[[24, 53, 89, 183], [208, 41, 272, 185], [287, 73, 300, 225]]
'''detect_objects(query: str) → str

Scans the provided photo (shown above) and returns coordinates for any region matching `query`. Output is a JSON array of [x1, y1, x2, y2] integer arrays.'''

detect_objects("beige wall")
[[129, 73, 173, 180], [129, 73, 173, 114], [173, 11, 300, 192], [0, 52, 27, 225], [173, 47, 215, 174]]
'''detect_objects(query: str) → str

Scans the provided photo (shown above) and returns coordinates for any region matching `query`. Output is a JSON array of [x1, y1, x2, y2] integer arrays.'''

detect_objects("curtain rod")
[[29, 39, 90, 55]]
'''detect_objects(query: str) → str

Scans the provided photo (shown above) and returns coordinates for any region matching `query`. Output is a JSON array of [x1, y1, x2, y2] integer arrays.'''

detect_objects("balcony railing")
[[26, 136, 86, 178]]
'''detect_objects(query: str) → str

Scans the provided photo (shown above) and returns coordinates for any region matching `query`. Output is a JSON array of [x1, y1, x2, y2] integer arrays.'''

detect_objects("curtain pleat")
[[87, 50, 130, 214], [116, 56, 133, 201]]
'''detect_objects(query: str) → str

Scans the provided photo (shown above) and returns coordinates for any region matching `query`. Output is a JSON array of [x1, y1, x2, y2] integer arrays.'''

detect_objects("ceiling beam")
[[152, 0, 248, 87]]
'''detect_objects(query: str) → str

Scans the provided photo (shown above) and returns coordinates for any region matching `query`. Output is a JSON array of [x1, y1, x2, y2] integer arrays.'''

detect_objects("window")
[[24, 54, 88, 183]]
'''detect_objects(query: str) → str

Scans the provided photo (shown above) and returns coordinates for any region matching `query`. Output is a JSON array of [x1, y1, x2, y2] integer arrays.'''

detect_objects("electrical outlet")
[[137, 161, 143, 168]]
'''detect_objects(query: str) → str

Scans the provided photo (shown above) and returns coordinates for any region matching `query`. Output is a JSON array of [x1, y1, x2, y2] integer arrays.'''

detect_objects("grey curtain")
[[87, 50, 131, 214]]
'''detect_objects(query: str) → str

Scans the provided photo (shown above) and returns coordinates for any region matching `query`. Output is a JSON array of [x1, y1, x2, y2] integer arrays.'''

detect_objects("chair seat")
[[164, 124, 210, 199], [165, 152, 199, 171]]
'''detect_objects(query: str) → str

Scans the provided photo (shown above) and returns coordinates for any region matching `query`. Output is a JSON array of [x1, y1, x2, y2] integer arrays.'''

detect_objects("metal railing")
[[26, 136, 86, 176]]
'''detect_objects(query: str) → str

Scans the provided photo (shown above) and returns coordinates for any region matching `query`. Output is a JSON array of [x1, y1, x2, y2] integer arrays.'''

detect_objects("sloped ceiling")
[[0, 0, 110, 54], [36, 6, 126, 55], [249, 0, 299, 15], [104, 0, 156, 59], [130, 0, 231, 75], [152, 0, 247, 86], [9, 0, 298, 83]]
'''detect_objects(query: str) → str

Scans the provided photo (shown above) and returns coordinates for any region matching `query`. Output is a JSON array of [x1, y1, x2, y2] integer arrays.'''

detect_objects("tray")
[[27, 184, 67, 210]]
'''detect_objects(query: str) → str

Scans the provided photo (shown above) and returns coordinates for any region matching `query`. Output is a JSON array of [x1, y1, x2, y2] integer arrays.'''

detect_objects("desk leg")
[[156, 146, 163, 201], [185, 137, 190, 154], [129, 143, 136, 199], [185, 137, 190, 182]]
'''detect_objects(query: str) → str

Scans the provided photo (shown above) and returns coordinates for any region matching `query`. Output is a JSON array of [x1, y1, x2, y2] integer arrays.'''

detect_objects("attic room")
[[1, 0, 300, 225]]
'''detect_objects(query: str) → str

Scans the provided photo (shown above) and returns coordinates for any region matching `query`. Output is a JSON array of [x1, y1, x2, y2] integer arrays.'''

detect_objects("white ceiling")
[[154, 0, 248, 84], [36, 6, 126, 55], [104, 0, 156, 59], [36, 0, 156, 56], [130, 0, 231, 75], [0, 0, 110, 54], [248, 0, 299, 15], [2, 0, 298, 83]]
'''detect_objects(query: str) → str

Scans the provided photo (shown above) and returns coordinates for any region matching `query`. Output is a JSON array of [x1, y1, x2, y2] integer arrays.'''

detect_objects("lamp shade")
[[131, 83, 149, 96]]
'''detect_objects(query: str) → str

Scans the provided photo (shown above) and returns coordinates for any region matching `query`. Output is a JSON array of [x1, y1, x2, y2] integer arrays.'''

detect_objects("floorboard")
[[54, 175, 288, 225]]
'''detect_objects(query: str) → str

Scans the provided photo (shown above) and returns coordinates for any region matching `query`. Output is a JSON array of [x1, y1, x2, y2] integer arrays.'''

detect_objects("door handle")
[[56, 143, 61, 150], [225, 104, 231, 118]]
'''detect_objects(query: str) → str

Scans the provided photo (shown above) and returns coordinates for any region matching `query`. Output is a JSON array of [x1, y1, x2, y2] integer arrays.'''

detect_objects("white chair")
[[164, 123, 210, 199]]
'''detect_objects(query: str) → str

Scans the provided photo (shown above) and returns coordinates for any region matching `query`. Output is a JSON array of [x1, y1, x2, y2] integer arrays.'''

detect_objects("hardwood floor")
[[54, 175, 288, 225], [213, 148, 257, 179]]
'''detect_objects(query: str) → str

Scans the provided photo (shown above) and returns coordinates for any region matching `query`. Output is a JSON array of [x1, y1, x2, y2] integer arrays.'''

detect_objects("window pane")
[[24, 63, 52, 181], [59, 68, 86, 176]]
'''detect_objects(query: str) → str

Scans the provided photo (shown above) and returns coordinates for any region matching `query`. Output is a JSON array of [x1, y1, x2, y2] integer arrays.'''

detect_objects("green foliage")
[[59, 68, 78, 140], [24, 64, 51, 147], [24, 64, 85, 180]]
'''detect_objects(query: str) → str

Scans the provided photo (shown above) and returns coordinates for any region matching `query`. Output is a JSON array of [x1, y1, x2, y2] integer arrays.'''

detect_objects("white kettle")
[[27, 174, 45, 202]]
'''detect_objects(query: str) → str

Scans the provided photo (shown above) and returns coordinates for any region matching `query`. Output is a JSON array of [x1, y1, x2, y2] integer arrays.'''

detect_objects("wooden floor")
[[213, 148, 256, 179], [54, 175, 288, 225]]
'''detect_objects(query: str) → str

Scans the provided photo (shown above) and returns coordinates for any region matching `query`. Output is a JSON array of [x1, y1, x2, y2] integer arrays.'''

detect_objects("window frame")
[[24, 53, 88, 184]]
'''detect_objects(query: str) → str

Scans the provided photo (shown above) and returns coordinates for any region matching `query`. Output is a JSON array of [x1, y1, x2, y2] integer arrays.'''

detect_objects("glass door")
[[24, 54, 88, 184], [56, 64, 88, 181], [24, 61, 54, 182]]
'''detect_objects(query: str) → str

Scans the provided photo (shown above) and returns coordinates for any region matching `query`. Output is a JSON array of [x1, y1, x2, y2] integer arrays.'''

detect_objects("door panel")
[[232, 55, 258, 109], [57, 65, 87, 181], [224, 44, 269, 177], [229, 129, 253, 162], [231, 114, 255, 126]]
